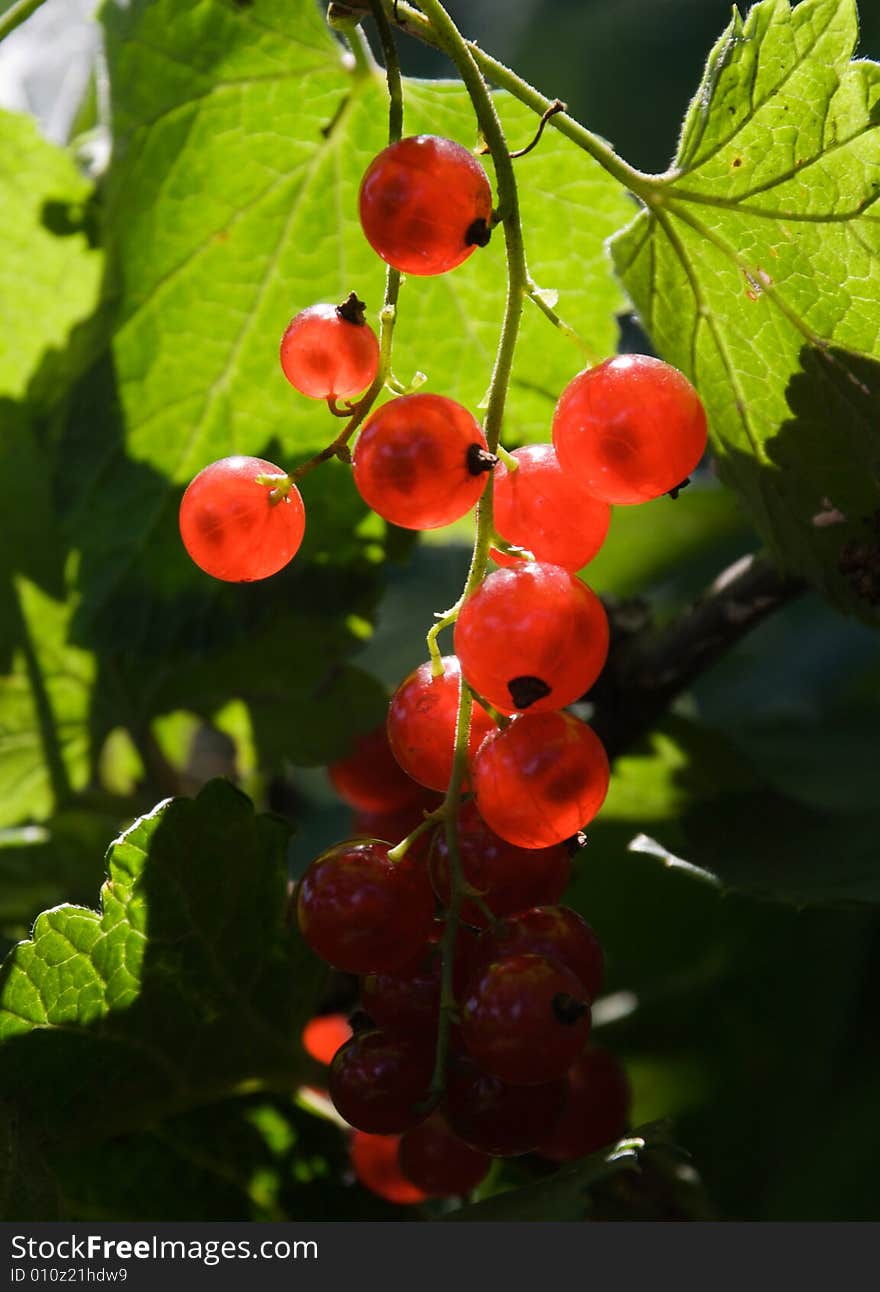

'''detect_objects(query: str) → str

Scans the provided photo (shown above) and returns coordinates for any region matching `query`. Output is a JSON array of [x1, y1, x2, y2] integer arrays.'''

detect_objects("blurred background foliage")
[[0, 0, 878, 1221]]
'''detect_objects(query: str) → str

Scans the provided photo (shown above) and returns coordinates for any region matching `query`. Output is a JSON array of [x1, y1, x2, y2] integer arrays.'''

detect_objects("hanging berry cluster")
[[178, 0, 707, 1208]]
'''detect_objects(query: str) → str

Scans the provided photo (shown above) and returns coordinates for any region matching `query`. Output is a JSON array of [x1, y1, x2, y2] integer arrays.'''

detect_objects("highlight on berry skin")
[[552, 353, 708, 504], [280, 294, 379, 401], [178, 455, 305, 582], [359, 135, 493, 277]]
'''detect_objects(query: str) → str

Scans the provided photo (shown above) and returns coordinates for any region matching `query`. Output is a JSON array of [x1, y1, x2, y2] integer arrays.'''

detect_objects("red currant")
[[353, 393, 493, 530], [387, 656, 495, 792], [350, 1132, 427, 1205], [296, 840, 434, 974], [472, 711, 610, 849], [359, 135, 493, 276], [453, 564, 609, 714], [179, 456, 305, 582], [537, 1046, 631, 1161], [301, 1013, 353, 1066], [460, 953, 591, 1085], [329, 1029, 433, 1134], [492, 444, 611, 571], [328, 724, 426, 814], [431, 801, 571, 927], [360, 946, 441, 1037], [474, 906, 604, 1002], [399, 1112, 490, 1196], [280, 295, 379, 400], [552, 354, 708, 504], [444, 1054, 566, 1156]]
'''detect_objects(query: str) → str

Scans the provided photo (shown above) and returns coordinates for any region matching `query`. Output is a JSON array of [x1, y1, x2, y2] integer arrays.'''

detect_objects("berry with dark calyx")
[[552, 354, 708, 504], [460, 953, 591, 1085], [359, 135, 493, 276], [537, 1046, 632, 1162], [329, 724, 426, 814], [301, 1013, 353, 1066], [279, 295, 379, 400], [474, 906, 604, 1003], [179, 456, 305, 582], [350, 1132, 428, 1205], [387, 655, 495, 792], [453, 563, 609, 714], [472, 711, 610, 849], [493, 444, 611, 572], [431, 800, 571, 927], [296, 840, 434, 974], [444, 1054, 566, 1157], [329, 1029, 433, 1134], [353, 393, 492, 530], [399, 1112, 491, 1196]]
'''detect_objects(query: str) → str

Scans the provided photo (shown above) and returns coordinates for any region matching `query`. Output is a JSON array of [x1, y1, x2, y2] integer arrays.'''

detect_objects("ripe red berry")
[[296, 840, 434, 974], [399, 1112, 490, 1196], [453, 564, 609, 714], [387, 656, 496, 792], [474, 906, 604, 1003], [460, 953, 591, 1085], [179, 456, 305, 582], [359, 135, 493, 276], [444, 1054, 566, 1156], [537, 1046, 632, 1162], [431, 801, 571, 927], [353, 393, 493, 530], [280, 296, 379, 400], [360, 946, 441, 1037], [301, 1013, 353, 1066], [552, 354, 708, 504], [328, 724, 426, 814], [492, 444, 611, 571], [350, 1132, 428, 1205], [329, 1029, 433, 1134], [472, 711, 610, 849], [351, 789, 443, 861]]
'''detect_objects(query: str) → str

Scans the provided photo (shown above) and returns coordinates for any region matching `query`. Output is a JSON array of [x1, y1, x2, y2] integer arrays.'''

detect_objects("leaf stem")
[[0, 0, 47, 43]]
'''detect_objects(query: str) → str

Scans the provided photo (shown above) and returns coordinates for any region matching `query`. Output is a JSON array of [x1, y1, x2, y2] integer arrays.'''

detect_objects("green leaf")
[[600, 718, 880, 906], [0, 111, 102, 404], [0, 779, 325, 1145], [442, 1123, 681, 1221], [611, 0, 880, 619]]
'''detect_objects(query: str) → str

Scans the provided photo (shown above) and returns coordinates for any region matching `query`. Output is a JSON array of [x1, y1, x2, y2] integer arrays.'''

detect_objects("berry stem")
[[0, 0, 47, 43], [368, 0, 404, 143], [386, 807, 445, 862], [382, 0, 657, 200], [524, 273, 599, 362], [495, 444, 519, 472]]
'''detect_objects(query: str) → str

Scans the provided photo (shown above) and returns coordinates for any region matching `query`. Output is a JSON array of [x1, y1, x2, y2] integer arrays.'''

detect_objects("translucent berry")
[[353, 393, 493, 530], [552, 354, 708, 504], [460, 953, 591, 1085], [444, 1054, 566, 1156], [454, 563, 609, 714], [360, 945, 441, 1037], [329, 724, 426, 814], [359, 135, 493, 276], [179, 456, 305, 582], [296, 840, 434, 973], [329, 1029, 433, 1133], [387, 656, 496, 792], [399, 1112, 490, 1196], [280, 295, 379, 400], [474, 906, 604, 1002], [301, 1013, 353, 1066], [431, 801, 571, 927], [472, 711, 610, 849], [492, 444, 611, 571], [537, 1046, 632, 1162], [351, 788, 444, 860], [350, 1132, 428, 1205]]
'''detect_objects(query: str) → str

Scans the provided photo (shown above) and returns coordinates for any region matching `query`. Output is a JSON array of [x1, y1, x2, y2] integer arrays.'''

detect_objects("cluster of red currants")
[[176, 133, 708, 1205]]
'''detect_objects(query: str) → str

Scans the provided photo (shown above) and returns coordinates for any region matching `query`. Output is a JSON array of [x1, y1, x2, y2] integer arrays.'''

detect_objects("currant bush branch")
[[591, 552, 806, 759], [0, 0, 48, 44]]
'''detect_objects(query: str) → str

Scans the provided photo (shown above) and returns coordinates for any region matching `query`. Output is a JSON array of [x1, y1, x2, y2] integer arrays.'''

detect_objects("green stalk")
[[0, 0, 48, 43]]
